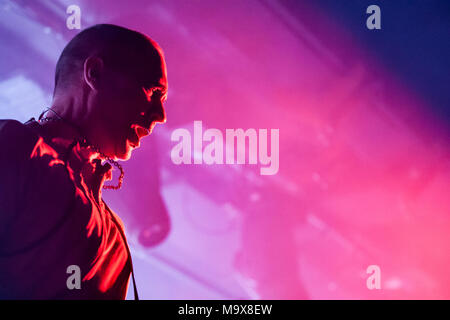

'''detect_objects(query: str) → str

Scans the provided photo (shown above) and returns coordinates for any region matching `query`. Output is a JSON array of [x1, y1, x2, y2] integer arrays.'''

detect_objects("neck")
[[51, 89, 114, 160], [39, 93, 123, 190], [39, 114, 102, 162], [44, 91, 105, 160], [50, 91, 90, 129]]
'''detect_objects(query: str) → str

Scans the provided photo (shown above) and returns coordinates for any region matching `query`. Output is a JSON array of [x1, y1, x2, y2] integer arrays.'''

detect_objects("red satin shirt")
[[0, 119, 131, 299]]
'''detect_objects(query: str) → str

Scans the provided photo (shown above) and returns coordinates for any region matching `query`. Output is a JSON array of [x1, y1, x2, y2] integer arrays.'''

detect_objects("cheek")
[[97, 93, 123, 120], [99, 90, 143, 127], [106, 99, 134, 124]]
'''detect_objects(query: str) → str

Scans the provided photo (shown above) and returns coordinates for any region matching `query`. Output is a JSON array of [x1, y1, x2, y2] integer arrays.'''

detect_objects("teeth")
[[131, 124, 147, 137], [137, 126, 149, 137]]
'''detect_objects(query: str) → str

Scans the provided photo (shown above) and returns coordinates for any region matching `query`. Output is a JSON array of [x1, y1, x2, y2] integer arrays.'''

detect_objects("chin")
[[123, 151, 132, 161], [115, 153, 132, 161], [114, 142, 133, 161]]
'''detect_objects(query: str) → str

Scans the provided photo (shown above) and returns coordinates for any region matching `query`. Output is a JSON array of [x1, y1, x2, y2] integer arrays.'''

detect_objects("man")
[[0, 24, 167, 299]]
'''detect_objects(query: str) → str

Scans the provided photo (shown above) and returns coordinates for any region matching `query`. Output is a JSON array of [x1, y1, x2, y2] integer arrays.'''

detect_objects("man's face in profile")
[[94, 50, 167, 161]]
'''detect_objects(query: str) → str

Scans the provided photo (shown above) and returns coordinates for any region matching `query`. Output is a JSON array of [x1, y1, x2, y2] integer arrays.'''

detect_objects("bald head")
[[54, 24, 165, 96], [50, 23, 167, 160]]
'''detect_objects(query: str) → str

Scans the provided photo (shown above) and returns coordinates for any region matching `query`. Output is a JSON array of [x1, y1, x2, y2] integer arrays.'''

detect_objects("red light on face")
[[143, 86, 167, 103]]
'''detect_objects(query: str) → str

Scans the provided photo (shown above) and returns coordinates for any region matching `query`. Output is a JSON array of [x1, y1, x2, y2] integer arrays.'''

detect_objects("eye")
[[142, 87, 167, 103], [142, 87, 155, 102]]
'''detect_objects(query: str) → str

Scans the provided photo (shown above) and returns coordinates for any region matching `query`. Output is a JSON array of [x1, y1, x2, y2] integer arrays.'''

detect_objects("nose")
[[153, 100, 166, 123], [141, 101, 166, 130]]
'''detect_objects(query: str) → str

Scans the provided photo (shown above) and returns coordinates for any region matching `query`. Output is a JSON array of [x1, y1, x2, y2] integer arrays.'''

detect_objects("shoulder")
[[0, 119, 35, 135], [0, 119, 41, 160], [103, 201, 127, 233], [0, 119, 44, 238]]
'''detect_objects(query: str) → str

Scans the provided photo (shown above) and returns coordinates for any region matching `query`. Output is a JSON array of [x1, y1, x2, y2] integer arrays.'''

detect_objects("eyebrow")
[[155, 86, 168, 101], [144, 85, 167, 102]]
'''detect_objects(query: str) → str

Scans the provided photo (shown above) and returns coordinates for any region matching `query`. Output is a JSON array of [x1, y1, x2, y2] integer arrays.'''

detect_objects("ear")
[[83, 56, 104, 91]]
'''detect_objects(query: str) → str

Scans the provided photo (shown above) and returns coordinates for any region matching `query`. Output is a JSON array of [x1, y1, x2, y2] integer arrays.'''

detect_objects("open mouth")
[[133, 124, 150, 138], [128, 124, 151, 148]]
